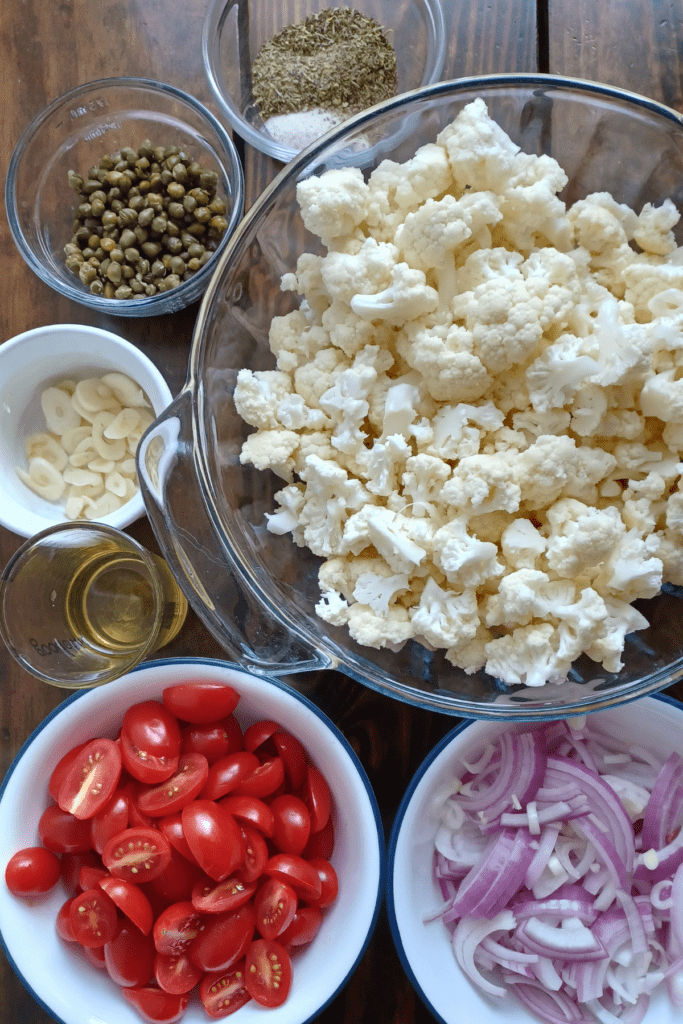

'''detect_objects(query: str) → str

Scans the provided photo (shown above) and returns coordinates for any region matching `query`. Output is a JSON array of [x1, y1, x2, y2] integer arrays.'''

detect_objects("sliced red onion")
[[509, 883, 599, 925], [525, 823, 562, 888], [456, 729, 547, 823], [452, 910, 515, 998], [634, 823, 683, 883], [443, 827, 536, 922], [515, 915, 606, 961], [504, 976, 590, 1023], [640, 751, 683, 851]]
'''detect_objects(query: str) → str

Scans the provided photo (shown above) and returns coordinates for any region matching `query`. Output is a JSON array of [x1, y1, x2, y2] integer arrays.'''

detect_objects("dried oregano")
[[252, 7, 398, 121]]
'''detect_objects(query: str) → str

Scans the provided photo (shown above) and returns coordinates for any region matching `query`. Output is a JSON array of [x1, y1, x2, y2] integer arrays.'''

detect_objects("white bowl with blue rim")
[[386, 695, 683, 1024], [0, 657, 384, 1024]]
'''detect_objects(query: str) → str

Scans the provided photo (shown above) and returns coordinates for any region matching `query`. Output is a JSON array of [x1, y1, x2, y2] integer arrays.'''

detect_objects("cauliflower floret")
[[592, 529, 663, 601], [293, 348, 349, 408], [400, 454, 451, 518], [296, 166, 370, 248], [351, 262, 439, 326], [410, 577, 481, 650], [567, 192, 638, 254], [354, 434, 412, 498], [341, 504, 431, 575], [268, 310, 331, 372], [640, 368, 683, 423], [233, 369, 294, 429], [397, 320, 491, 403], [365, 142, 454, 242], [320, 238, 399, 304], [239, 428, 300, 481], [484, 622, 573, 688], [427, 401, 505, 461], [544, 499, 626, 577], [633, 199, 680, 256], [442, 452, 521, 515], [432, 518, 504, 588], [500, 518, 547, 570], [583, 598, 650, 673], [294, 454, 373, 557], [526, 334, 600, 412]]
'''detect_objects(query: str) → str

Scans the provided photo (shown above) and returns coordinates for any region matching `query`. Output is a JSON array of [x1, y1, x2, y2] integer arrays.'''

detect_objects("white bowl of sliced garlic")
[[0, 324, 173, 538]]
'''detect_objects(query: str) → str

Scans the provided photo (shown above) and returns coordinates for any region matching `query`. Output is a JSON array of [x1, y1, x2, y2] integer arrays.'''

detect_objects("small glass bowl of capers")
[[5, 78, 245, 317]]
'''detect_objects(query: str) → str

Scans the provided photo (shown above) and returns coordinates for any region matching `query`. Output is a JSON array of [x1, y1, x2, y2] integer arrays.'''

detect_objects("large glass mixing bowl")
[[137, 75, 683, 719]]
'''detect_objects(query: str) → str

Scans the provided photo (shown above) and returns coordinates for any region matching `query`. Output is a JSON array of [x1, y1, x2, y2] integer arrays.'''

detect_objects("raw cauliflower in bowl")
[[232, 97, 683, 690]]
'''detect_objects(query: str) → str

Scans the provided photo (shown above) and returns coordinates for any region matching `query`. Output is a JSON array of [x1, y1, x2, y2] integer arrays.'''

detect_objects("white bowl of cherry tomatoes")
[[0, 658, 384, 1024]]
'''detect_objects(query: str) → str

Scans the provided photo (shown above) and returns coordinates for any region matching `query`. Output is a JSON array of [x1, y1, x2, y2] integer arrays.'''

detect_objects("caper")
[[209, 215, 228, 235], [165, 235, 183, 255], [169, 256, 186, 276], [167, 181, 185, 200], [119, 207, 138, 226], [128, 194, 145, 211], [100, 237, 117, 253], [67, 170, 84, 191], [151, 215, 167, 235], [141, 240, 162, 258], [87, 234, 101, 250], [102, 210, 118, 228], [189, 188, 210, 206], [194, 206, 211, 224], [209, 198, 227, 216], [114, 285, 133, 300], [150, 259, 166, 278], [79, 263, 97, 285], [144, 283, 158, 296], [81, 247, 95, 260], [109, 248, 125, 264], [103, 281, 116, 298], [106, 262, 122, 284], [121, 146, 137, 165], [119, 228, 137, 249], [187, 257, 201, 273], [167, 202, 185, 222], [122, 264, 135, 280], [65, 253, 84, 272], [89, 198, 105, 217], [134, 225, 149, 245], [130, 278, 144, 293], [138, 139, 153, 159], [183, 195, 197, 214], [89, 279, 104, 295]]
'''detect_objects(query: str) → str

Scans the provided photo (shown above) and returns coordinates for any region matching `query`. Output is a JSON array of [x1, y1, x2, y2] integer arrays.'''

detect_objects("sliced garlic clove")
[[88, 457, 116, 474], [60, 425, 92, 455], [24, 432, 68, 471], [16, 457, 66, 501], [65, 491, 87, 520], [104, 470, 128, 497], [101, 372, 151, 408], [92, 411, 127, 461], [63, 466, 103, 488], [41, 387, 82, 434], [103, 407, 141, 439], [74, 377, 118, 413], [84, 492, 123, 519]]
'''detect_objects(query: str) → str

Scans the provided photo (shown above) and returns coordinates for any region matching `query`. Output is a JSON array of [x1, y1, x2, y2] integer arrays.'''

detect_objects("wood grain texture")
[[547, 0, 683, 111]]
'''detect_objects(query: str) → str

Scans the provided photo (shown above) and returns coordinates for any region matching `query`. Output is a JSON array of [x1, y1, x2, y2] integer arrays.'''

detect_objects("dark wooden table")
[[2, 2, 683, 1021]]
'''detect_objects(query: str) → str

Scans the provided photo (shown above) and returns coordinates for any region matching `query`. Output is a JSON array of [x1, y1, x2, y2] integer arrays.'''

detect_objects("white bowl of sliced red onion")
[[387, 696, 683, 1024]]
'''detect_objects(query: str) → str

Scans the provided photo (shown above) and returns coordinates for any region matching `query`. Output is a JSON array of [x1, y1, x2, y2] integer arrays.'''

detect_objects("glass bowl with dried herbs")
[[201, 0, 447, 162]]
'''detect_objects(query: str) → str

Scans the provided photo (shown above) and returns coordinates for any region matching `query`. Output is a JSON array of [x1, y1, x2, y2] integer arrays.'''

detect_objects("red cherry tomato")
[[56, 897, 77, 941], [242, 720, 279, 754], [154, 950, 204, 995], [120, 701, 181, 784], [188, 901, 255, 973], [218, 794, 274, 837], [180, 714, 243, 764], [91, 789, 129, 855], [244, 938, 292, 1007], [153, 900, 202, 955], [269, 794, 311, 855], [199, 960, 252, 1018], [135, 753, 210, 817], [271, 731, 306, 790], [78, 864, 108, 891], [279, 905, 323, 947], [99, 875, 154, 935], [121, 985, 189, 1023], [69, 887, 118, 947], [102, 826, 172, 883], [237, 826, 269, 885], [39, 804, 93, 854], [157, 813, 201, 867], [104, 919, 156, 987], [144, 846, 206, 904], [306, 858, 339, 908], [162, 682, 239, 724], [48, 741, 91, 802], [253, 877, 297, 940], [191, 874, 257, 915], [302, 817, 335, 860], [201, 751, 259, 801], [60, 850, 101, 894], [232, 757, 284, 799], [299, 765, 331, 833], [182, 800, 245, 882], [83, 942, 108, 970], [263, 853, 322, 902], [57, 737, 122, 820], [4, 846, 61, 896]]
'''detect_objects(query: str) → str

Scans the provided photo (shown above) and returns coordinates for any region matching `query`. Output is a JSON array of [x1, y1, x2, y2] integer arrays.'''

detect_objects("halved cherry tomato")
[[104, 919, 156, 987], [242, 720, 279, 754], [254, 877, 297, 940], [269, 794, 311, 855], [69, 887, 118, 947], [299, 765, 331, 833], [302, 817, 335, 860], [154, 950, 203, 995], [157, 813, 201, 867], [56, 897, 77, 941], [135, 753, 209, 817], [57, 737, 122, 820], [191, 874, 257, 915], [263, 853, 322, 902], [78, 864, 108, 891], [199, 960, 252, 1018], [271, 732, 306, 790], [144, 846, 206, 904], [182, 800, 245, 882], [306, 858, 339, 908], [48, 740, 91, 802], [102, 826, 171, 883], [60, 850, 101, 893], [4, 846, 61, 896], [120, 701, 181, 784], [99, 875, 154, 935], [83, 943, 107, 970], [201, 751, 259, 801], [153, 900, 202, 955], [237, 826, 269, 885], [219, 794, 274, 837], [232, 757, 284, 799], [123, 780, 154, 829], [189, 901, 255, 973], [279, 905, 323, 947], [180, 714, 243, 764], [244, 938, 292, 1007], [121, 985, 189, 1023], [163, 682, 240, 724], [39, 804, 93, 854], [91, 789, 129, 854]]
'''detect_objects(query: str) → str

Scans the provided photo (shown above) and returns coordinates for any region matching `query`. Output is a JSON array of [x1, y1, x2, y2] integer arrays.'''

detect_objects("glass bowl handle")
[[136, 388, 332, 676]]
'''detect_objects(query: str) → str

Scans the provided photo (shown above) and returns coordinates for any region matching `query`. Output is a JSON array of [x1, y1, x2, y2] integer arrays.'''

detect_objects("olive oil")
[[66, 548, 187, 657]]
